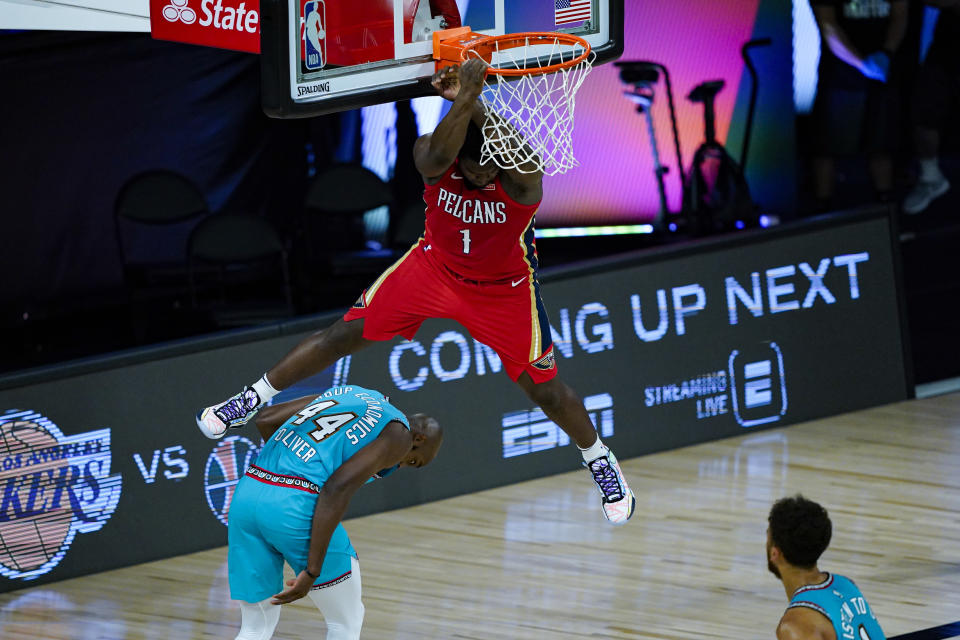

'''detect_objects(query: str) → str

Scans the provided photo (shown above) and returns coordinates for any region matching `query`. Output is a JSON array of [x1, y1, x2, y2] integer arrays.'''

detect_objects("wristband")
[[305, 568, 318, 579]]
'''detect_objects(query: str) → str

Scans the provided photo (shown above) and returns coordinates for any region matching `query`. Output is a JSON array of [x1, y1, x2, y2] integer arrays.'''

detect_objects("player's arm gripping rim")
[[454, 59, 543, 194], [262, 400, 414, 605], [413, 59, 486, 179], [414, 59, 543, 200]]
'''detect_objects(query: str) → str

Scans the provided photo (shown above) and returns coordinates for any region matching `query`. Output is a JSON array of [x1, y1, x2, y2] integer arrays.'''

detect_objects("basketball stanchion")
[[433, 26, 595, 176]]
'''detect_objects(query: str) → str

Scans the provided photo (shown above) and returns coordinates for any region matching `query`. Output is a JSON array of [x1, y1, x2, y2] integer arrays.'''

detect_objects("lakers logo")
[[0, 410, 122, 581], [531, 349, 556, 371]]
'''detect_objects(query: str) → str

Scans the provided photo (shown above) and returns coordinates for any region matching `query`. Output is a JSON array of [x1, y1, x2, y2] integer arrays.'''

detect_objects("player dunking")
[[197, 58, 636, 525]]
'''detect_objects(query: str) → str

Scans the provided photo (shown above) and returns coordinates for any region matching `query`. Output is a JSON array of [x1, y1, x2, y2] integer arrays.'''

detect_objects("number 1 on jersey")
[[460, 228, 471, 254]]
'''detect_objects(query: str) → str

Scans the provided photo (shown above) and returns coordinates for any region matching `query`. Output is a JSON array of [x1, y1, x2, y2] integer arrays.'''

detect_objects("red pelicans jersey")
[[422, 160, 541, 282]]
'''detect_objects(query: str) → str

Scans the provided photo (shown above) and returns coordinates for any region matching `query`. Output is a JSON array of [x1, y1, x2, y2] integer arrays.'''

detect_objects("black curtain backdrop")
[[0, 31, 320, 307]]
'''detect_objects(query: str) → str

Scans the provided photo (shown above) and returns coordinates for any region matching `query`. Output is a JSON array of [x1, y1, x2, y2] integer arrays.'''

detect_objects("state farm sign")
[[150, 0, 261, 54]]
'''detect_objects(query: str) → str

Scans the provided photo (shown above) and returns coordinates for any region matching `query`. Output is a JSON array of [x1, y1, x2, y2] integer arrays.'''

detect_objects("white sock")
[[579, 437, 606, 462], [919, 157, 944, 182], [251, 374, 279, 404]]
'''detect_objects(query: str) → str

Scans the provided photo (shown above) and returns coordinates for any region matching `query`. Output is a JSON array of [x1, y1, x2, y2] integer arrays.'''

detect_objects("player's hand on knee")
[[270, 570, 315, 605]]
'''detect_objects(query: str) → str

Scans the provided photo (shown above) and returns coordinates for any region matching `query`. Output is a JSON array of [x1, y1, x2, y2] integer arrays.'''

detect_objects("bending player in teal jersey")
[[228, 385, 443, 640], [767, 495, 886, 640]]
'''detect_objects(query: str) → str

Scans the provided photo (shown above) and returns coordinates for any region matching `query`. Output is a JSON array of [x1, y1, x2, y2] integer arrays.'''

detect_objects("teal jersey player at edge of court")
[[767, 494, 886, 640], [227, 385, 443, 640], [788, 573, 886, 640]]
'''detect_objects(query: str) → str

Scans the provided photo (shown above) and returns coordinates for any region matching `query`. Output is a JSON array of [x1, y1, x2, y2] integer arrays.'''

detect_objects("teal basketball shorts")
[[228, 475, 356, 603]]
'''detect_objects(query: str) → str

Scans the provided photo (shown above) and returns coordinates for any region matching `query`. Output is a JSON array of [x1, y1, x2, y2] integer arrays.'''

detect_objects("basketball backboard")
[[261, 0, 623, 118]]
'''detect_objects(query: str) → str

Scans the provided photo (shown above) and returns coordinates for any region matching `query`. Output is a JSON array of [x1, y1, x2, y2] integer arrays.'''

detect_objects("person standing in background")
[[810, 0, 908, 211], [902, 1, 960, 214]]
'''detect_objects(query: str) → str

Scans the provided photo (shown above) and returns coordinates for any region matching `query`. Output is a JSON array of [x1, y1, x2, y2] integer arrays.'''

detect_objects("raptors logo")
[[203, 435, 260, 526], [0, 410, 122, 581], [531, 348, 557, 371]]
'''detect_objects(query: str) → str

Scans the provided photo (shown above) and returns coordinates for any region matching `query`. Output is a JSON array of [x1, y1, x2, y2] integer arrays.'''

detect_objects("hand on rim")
[[431, 58, 486, 102]]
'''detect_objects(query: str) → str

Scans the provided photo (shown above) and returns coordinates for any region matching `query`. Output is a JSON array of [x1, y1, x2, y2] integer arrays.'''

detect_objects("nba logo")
[[728, 342, 787, 428], [301, 0, 326, 71]]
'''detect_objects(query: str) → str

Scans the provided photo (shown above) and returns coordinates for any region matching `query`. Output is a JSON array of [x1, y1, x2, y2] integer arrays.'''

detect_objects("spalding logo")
[[0, 410, 122, 581]]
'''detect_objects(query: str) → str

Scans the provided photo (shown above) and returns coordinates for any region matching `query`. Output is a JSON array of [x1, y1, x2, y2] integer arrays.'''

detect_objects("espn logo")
[[501, 393, 613, 459], [728, 343, 788, 427]]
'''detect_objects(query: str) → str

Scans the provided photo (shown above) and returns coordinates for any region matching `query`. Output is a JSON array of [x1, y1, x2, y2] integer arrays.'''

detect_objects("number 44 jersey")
[[254, 386, 410, 488]]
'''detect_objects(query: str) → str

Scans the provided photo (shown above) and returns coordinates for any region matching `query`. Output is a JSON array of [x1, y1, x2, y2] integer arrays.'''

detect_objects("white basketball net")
[[465, 37, 595, 176]]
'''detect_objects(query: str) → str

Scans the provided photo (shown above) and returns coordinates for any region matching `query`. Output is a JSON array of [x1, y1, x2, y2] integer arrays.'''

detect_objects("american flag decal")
[[555, 0, 591, 25]]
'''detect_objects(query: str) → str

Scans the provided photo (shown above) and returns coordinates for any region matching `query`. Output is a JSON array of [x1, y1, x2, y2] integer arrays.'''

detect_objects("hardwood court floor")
[[2, 393, 959, 639]]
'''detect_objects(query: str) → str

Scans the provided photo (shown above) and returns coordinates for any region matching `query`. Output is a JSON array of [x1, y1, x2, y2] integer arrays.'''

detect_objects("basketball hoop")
[[434, 27, 595, 176]]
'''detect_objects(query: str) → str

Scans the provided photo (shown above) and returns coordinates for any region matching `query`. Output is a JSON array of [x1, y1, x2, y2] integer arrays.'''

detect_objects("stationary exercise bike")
[[617, 38, 771, 236], [615, 60, 685, 231], [682, 38, 771, 236]]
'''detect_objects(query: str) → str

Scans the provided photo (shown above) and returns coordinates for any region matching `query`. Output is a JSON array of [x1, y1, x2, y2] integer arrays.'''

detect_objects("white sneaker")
[[903, 176, 950, 214], [196, 386, 262, 439], [585, 447, 636, 525]]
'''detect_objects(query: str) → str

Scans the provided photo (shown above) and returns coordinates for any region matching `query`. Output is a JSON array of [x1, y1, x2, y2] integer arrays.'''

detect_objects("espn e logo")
[[728, 343, 787, 427], [502, 393, 613, 458]]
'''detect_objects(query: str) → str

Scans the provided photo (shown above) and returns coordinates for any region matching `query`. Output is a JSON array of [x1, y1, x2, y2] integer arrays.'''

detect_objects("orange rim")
[[459, 32, 592, 77]]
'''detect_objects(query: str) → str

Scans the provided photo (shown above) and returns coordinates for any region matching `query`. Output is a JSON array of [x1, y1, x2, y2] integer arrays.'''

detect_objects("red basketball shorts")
[[343, 240, 557, 383]]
